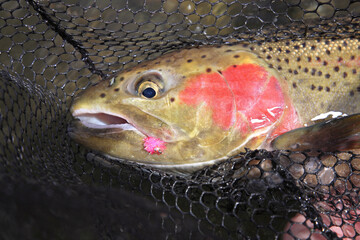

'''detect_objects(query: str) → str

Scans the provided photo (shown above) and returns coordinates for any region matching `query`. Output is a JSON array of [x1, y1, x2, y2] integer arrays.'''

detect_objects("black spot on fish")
[[311, 45, 316, 50], [357, 86, 360, 92], [285, 41, 290, 46], [311, 84, 316, 90], [292, 82, 297, 88], [307, 57, 312, 62], [311, 68, 316, 76], [285, 49, 290, 54], [318, 86, 323, 91], [343, 72, 348, 78], [353, 69, 357, 74], [323, 61, 328, 66], [276, 58, 281, 62], [334, 66, 340, 72], [242, 44, 249, 48], [298, 65, 301, 69], [217, 70, 222, 74], [266, 55, 272, 60], [206, 68, 212, 72], [262, 49, 266, 53], [325, 40, 330, 45], [325, 74, 331, 79], [302, 42, 306, 47], [326, 50, 331, 55], [351, 55, 355, 60], [201, 55, 206, 58], [294, 45, 299, 50], [114, 88, 119, 92], [170, 97, 175, 102], [332, 82, 336, 87], [304, 67, 309, 73], [234, 55, 239, 58], [337, 46, 342, 51], [294, 70, 298, 75], [316, 56, 321, 62], [350, 90, 355, 96], [268, 47, 273, 51], [288, 69, 292, 73], [338, 57, 343, 62], [100, 93, 106, 98], [318, 71, 322, 76], [187, 59, 193, 63], [343, 41, 348, 47], [326, 87, 330, 92], [285, 58, 289, 64], [119, 77, 124, 81], [225, 49, 232, 52], [250, 46, 254, 51], [296, 57, 301, 62], [277, 47, 282, 52], [268, 64, 274, 69], [277, 66, 282, 71], [233, 65, 237, 68]]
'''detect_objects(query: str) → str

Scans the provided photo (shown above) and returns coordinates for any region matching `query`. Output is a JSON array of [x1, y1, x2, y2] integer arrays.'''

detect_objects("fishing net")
[[1, 0, 360, 239]]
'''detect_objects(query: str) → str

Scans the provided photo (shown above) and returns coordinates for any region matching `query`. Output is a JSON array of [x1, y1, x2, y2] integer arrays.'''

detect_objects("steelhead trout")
[[69, 38, 360, 173]]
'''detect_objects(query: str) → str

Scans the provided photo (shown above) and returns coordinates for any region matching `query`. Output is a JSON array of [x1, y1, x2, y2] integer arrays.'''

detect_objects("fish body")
[[69, 38, 360, 173]]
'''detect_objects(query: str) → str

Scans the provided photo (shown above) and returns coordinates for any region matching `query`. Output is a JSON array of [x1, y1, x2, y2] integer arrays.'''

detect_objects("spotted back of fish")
[[251, 38, 360, 124]]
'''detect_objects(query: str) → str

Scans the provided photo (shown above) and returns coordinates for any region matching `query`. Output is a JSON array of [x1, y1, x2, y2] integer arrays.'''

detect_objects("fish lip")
[[71, 109, 145, 135]]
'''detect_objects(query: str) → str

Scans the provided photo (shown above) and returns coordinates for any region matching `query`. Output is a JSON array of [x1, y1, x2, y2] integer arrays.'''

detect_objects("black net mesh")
[[0, 0, 360, 239]]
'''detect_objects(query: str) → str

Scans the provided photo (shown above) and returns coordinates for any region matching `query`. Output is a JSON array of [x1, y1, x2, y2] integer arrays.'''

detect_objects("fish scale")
[[252, 38, 360, 124], [70, 38, 360, 173]]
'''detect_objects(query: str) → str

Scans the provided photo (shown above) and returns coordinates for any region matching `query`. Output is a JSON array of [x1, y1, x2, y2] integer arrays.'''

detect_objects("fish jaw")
[[71, 109, 143, 133], [70, 104, 185, 144]]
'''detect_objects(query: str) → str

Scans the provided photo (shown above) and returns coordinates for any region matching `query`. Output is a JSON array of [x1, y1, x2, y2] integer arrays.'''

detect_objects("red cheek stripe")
[[179, 72, 235, 129], [245, 76, 285, 130], [221, 64, 286, 131], [179, 63, 299, 135]]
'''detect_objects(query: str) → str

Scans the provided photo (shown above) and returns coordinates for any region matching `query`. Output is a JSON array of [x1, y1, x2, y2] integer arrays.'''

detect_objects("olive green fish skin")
[[70, 38, 360, 173], [252, 38, 360, 124]]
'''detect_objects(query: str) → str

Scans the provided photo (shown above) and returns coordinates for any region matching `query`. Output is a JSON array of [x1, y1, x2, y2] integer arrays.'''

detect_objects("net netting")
[[0, 0, 360, 239]]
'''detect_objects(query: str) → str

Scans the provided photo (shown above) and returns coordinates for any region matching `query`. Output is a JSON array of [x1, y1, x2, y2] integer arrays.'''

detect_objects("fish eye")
[[142, 87, 156, 98], [135, 72, 164, 99]]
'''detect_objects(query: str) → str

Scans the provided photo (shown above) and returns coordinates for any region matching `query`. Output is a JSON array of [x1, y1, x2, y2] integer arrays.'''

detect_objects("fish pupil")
[[142, 87, 156, 98]]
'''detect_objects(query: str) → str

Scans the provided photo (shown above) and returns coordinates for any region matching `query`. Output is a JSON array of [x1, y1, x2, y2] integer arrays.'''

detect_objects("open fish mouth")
[[72, 110, 139, 132]]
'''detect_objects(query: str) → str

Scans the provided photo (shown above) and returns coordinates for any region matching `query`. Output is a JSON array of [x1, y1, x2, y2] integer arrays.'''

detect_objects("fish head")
[[69, 46, 300, 172]]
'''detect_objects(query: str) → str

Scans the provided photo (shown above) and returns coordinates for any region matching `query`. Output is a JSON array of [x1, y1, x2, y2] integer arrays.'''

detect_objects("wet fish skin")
[[251, 38, 360, 124], [69, 38, 360, 173]]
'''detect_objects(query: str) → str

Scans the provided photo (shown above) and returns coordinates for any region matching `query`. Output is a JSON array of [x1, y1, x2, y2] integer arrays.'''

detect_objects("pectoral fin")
[[271, 114, 360, 152]]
